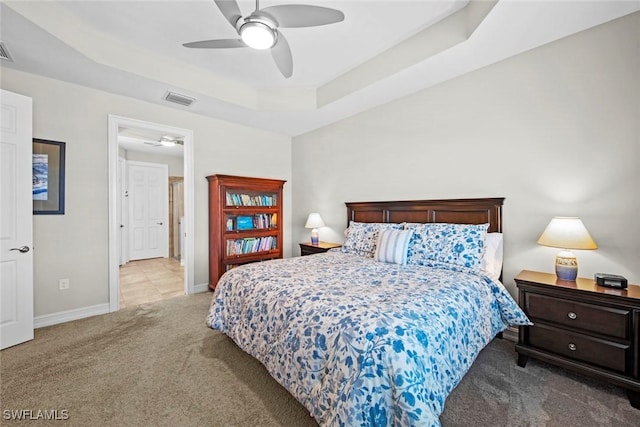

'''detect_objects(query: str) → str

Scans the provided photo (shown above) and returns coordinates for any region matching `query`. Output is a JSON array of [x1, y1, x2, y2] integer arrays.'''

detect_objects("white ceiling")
[[2, 1, 639, 136], [118, 127, 185, 157]]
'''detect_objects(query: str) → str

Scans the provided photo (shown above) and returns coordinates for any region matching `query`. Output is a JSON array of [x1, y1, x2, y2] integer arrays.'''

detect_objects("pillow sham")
[[374, 229, 413, 265], [481, 232, 503, 282], [342, 221, 403, 258], [405, 222, 489, 271]]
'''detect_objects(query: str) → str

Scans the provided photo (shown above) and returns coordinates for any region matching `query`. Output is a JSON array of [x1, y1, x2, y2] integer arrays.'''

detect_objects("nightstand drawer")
[[526, 293, 630, 339], [301, 245, 327, 255], [299, 242, 341, 256], [529, 323, 630, 373]]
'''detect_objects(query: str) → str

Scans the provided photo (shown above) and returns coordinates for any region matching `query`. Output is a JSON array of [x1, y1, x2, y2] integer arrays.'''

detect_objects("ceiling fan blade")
[[182, 39, 245, 49], [214, 0, 243, 28], [261, 5, 344, 28], [271, 32, 293, 78]]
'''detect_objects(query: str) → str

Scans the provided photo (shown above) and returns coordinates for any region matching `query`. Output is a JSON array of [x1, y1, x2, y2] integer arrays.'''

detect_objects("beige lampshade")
[[305, 213, 325, 229], [537, 217, 598, 250]]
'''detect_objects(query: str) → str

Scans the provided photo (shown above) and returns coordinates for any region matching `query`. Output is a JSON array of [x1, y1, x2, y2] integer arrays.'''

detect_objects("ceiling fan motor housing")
[[236, 13, 278, 49]]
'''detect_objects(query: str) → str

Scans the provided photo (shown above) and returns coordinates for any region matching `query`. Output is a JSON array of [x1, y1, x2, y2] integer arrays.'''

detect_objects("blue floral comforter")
[[207, 251, 530, 426]]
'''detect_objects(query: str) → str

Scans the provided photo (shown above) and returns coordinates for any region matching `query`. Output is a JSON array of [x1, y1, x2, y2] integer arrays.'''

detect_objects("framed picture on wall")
[[33, 139, 66, 215]]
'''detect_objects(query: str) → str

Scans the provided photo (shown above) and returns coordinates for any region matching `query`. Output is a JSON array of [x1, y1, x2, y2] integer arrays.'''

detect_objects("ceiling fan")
[[115, 134, 184, 148], [183, 0, 345, 78], [142, 136, 184, 148]]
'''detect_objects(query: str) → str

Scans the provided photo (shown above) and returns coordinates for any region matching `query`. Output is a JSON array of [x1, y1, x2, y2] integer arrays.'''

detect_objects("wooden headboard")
[[345, 198, 504, 232]]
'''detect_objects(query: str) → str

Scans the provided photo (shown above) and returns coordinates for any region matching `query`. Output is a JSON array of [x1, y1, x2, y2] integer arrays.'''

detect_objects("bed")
[[207, 198, 530, 426]]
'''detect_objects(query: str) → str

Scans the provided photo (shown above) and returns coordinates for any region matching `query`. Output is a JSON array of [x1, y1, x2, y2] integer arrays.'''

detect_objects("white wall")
[[292, 12, 640, 296], [124, 150, 184, 177], [1, 69, 292, 317]]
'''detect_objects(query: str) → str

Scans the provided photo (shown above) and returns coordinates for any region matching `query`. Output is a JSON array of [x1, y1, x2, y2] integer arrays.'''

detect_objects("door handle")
[[157, 222, 163, 225], [10, 246, 30, 253]]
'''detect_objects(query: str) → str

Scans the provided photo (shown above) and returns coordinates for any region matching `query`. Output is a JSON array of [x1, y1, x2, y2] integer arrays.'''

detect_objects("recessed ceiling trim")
[[317, 0, 494, 108]]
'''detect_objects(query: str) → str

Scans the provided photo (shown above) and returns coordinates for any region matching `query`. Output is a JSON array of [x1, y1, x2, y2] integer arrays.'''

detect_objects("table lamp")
[[305, 213, 325, 245], [537, 217, 598, 281]]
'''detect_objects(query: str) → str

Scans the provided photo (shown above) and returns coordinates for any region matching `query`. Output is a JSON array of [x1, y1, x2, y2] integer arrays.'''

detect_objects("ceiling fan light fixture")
[[240, 21, 276, 50], [160, 135, 178, 147]]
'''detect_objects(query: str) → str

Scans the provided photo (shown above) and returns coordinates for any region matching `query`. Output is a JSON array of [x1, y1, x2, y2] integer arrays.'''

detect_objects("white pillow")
[[482, 233, 503, 281], [374, 229, 413, 265]]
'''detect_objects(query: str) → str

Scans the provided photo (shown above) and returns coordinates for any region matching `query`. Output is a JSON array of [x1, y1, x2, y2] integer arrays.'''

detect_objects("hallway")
[[119, 257, 184, 308]]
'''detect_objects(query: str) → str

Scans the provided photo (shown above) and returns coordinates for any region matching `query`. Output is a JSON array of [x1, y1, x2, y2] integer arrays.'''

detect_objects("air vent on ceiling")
[[163, 91, 196, 107], [0, 42, 14, 62]]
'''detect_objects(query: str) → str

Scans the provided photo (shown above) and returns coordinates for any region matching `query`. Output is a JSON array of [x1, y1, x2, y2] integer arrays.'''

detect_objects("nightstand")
[[299, 241, 341, 256], [514, 270, 640, 409]]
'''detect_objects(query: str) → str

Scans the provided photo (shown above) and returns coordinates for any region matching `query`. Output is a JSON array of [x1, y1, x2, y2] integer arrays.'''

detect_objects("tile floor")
[[119, 257, 184, 308]]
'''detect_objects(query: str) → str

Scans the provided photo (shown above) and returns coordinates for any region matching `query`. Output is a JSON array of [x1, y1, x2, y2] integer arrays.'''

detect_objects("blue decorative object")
[[555, 252, 578, 281], [236, 215, 254, 231]]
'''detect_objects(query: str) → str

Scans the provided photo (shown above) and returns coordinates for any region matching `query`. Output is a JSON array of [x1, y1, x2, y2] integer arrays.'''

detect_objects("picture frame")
[[33, 138, 66, 215]]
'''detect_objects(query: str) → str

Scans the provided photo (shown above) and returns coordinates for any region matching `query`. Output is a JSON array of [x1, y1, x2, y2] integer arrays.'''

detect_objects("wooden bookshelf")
[[207, 174, 286, 289]]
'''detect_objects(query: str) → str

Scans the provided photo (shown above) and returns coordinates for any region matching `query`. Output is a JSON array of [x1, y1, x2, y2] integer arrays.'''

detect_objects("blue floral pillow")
[[342, 221, 404, 258], [404, 222, 489, 270]]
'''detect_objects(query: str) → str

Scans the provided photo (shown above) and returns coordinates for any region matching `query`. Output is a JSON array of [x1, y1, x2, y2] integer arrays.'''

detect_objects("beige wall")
[[1, 69, 292, 317], [124, 150, 184, 177], [2, 12, 638, 317], [292, 12, 640, 295]]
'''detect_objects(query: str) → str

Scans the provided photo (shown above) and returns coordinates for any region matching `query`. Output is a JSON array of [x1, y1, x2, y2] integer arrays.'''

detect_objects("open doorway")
[[108, 115, 194, 312]]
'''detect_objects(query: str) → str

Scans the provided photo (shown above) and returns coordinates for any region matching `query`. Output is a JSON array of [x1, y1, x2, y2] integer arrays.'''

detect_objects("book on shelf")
[[225, 257, 276, 272], [254, 213, 277, 229], [226, 236, 277, 256], [226, 213, 279, 231], [225, 192, 277, 207]]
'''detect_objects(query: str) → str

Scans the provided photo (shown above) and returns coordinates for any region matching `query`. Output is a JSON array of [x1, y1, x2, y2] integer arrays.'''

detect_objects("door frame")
[[118, 156, 128, 265], [107, 115, 195, 312]]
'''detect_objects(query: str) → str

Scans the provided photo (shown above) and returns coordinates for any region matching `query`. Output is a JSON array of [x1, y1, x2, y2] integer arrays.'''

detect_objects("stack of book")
[[226, 213, 278, 231], [254, 213, 277, 229], [226, 236, 277, 255], [226, 193, 277, 207]]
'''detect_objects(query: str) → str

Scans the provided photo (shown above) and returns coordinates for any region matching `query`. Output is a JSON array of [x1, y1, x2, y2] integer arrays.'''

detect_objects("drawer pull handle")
[[568, 343, 577, 351], [567, 312, 577, 320]]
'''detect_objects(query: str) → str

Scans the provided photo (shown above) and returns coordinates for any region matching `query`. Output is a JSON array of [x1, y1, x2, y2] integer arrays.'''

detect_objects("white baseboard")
[[193, 282, 211, 294], [35, 286, 210, 329], [502, 326, 519, 342], [34, 303, 110, 329]]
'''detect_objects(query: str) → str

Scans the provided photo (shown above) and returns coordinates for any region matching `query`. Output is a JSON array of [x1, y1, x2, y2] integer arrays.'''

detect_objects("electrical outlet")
[[58, 278, 70, 290]]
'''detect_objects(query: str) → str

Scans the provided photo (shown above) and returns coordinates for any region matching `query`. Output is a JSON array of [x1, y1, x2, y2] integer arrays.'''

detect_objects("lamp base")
[[555, 250, 578, 281], [310, 229, 319, 246]]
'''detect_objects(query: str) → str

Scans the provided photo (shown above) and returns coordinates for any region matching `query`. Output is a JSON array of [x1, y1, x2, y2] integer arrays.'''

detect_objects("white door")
[[127, 161, 168, 261], [0, 89, 34, 349]]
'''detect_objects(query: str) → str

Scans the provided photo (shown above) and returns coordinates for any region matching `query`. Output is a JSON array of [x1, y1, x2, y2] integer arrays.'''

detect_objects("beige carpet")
[[1, 293, 315, 427], [1, 292, 639, 426]]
